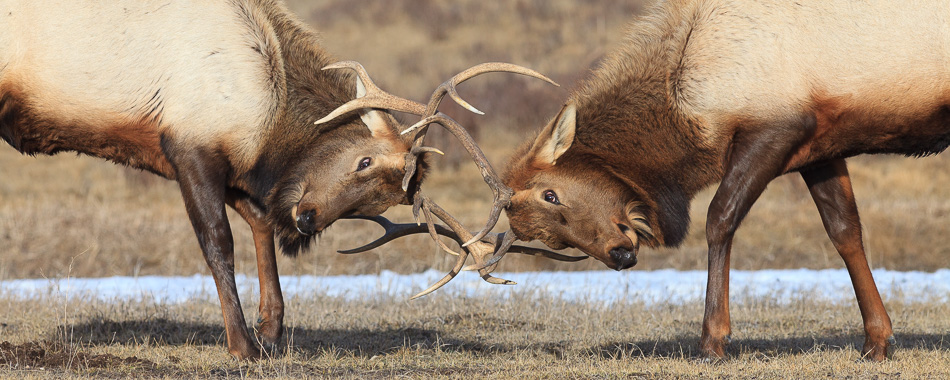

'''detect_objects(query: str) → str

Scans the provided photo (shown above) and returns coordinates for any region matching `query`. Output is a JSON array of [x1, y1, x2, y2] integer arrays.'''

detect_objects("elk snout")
[[295, 208, 318, 235], [293, 199, 324, 236], [609, 247, 637, 271]]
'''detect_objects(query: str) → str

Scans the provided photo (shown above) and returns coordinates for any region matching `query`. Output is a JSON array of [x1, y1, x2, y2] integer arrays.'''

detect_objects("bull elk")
[[0, 0, 553, 359], [500, 0, 950, 361], [351, 0, 950, 362]]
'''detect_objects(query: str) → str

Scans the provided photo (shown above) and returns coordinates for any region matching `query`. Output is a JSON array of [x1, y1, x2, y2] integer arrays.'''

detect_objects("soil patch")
[[0, 341, 155, 370]]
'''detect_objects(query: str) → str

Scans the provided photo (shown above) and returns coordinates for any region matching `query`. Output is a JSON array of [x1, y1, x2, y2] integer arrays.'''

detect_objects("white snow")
[[2, 268, 948, 305]]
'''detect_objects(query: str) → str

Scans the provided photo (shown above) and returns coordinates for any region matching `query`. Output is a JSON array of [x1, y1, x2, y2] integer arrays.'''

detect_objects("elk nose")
[[295, 209, 318, 236], [609, 247, 637, 271]]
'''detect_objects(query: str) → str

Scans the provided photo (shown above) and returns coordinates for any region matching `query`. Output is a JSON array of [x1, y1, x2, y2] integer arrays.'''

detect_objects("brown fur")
[[504, 0, 948, 362]]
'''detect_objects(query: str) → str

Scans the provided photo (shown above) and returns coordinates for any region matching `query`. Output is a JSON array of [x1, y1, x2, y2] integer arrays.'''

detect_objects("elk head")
[[503, 104, 663, 270], [266, 62, 433, 255], [267, 112, 424, 255]]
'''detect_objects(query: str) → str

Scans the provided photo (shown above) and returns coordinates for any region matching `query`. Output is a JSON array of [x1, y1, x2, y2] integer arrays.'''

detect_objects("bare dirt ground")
[[1, 0, 948, 378]]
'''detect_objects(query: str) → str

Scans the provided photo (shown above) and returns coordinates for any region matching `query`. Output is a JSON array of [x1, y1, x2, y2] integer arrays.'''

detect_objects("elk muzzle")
[[295, 208, 319, 235], [609, 246, 638, 271]]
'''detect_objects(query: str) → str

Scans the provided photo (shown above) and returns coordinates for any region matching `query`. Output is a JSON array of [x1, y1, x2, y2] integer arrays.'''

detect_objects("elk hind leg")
[[801, 159, 893, 361]]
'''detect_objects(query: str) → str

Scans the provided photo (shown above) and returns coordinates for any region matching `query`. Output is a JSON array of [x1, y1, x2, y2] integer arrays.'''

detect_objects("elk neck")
[[236, 5, 361, 205], [561, 11, 730, 246]]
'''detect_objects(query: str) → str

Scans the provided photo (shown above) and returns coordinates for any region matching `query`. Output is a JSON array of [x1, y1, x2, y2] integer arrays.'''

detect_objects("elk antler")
[[402, 114, 512, 247], [314, 61, 427, 124], [318, 61, 562, 297], [340, 209, 587, 299], [338, 215, 587, 261], [399, 63, 558, 194]]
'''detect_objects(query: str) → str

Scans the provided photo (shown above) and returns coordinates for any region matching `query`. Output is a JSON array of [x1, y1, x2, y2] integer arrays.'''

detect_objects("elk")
[[500, 0, 950, 361], [349, 0, 950, 362], [0, 0, 552, 359]]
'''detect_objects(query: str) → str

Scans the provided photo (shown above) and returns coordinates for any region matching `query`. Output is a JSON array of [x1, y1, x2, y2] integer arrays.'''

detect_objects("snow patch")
[[1, 269, 947, 305]]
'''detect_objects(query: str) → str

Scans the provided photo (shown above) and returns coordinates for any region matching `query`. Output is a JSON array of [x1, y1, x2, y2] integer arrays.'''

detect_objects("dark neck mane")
[[240, 2, 364, 202], [563, 7, 725, 246]]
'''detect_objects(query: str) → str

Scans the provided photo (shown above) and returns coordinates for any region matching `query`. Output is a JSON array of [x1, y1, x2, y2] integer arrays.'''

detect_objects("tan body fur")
[[504, 0, 949, 362], [0, 0, 287, 175], [670, 0, 950, 165]]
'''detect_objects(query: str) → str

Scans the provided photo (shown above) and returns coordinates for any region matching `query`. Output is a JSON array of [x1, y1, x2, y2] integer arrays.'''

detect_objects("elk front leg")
[[168, 147, 257, 360], [701, 115, 815, 359], [227, 193, 284, 353], [801, 159, 893, 361]]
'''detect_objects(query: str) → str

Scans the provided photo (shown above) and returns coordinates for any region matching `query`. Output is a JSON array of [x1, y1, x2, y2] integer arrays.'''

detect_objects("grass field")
[[1, 0, 949, 378], [0, 292, 948, 378]]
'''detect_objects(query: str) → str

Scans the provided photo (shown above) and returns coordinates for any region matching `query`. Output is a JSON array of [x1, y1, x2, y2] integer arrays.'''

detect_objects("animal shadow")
[[54, 318, 494, 358], [596, 332, 950, 360]]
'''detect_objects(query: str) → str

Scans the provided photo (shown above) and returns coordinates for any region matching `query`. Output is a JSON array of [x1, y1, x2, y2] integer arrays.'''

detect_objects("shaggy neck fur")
[[240, 2, 376, 255], [510, 2, 728, 247]]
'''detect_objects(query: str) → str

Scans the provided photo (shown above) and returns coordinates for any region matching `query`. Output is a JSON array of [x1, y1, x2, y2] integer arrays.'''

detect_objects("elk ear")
[[530, 104, 577, 167], [355, 74, 392, 137]]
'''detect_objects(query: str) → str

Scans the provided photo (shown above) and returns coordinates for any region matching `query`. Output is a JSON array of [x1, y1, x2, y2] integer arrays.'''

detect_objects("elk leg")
[[801, 159, 893, 361], [701, 115, 815, 359], [227, 193, 284, 353], [166, 146, 257, 360]]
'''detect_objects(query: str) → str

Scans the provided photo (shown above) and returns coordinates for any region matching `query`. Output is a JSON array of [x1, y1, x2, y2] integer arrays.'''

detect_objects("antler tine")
[[419, 196, 518, 286], [337, 215, 458, 254], [419, 200, 463, 257], [339, 211, 583, 296], [410, 249, 468, 300], [462, 229, 515, 272], [401, 63, 559, 191], [419, 62, 560, 119], [315, 61, 427, 125], [403, 114, 514, 246], [341, 216, 586, 269], [406, 195, 473, 299], [463, 230, 588, 272], [410, 146, 445, 156], [510, 246, 588, 262]]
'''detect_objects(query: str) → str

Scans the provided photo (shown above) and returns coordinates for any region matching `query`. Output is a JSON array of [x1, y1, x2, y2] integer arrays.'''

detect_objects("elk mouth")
[[608, 246, 638, 271], [610, 222, 640, 270], [294, 206, 360, 236]]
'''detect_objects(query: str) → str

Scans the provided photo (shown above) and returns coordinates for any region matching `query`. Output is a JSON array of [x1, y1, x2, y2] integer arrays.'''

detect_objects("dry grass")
[[0, 292, 948, 378]]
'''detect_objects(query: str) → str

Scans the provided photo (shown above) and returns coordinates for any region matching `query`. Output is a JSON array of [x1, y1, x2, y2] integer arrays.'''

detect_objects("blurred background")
[[1, 0, 947, 280]]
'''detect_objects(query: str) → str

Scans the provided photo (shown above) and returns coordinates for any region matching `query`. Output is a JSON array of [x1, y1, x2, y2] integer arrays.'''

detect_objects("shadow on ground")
[[53, 317, 950, 362], [595, 333, 950, 360], [56, 317, 567, 358]]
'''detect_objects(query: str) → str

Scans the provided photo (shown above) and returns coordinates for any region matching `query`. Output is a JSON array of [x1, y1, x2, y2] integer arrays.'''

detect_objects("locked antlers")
[[318, 61, 570, 298]]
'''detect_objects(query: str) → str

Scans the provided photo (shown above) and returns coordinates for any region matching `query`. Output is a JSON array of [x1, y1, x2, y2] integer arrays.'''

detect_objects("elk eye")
[[542, 190, 561, 205], [356, 157, 372, 172]]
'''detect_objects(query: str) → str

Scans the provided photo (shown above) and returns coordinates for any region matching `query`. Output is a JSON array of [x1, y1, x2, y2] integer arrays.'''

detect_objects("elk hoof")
[[699, 335, 729, 361], [254, 317, 284, 357], [859, 335, 894, 362], [229, 345, 262, 361]]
